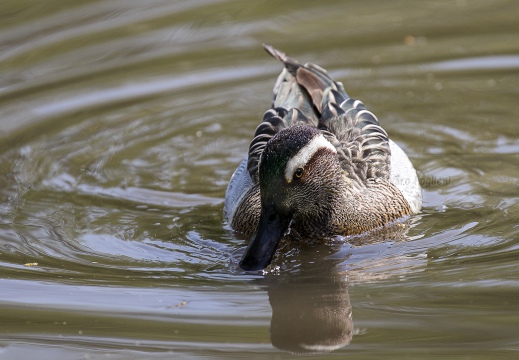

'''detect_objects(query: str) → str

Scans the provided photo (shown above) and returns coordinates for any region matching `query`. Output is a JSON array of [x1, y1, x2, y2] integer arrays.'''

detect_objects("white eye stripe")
[[284, 134, 337, 182]]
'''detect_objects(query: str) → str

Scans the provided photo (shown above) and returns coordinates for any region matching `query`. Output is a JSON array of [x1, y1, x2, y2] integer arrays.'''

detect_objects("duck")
[[224, 45, 422, 271]]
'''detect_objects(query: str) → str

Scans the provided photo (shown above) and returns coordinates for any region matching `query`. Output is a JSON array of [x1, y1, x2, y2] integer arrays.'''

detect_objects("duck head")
[[239, 125, 339, 271]]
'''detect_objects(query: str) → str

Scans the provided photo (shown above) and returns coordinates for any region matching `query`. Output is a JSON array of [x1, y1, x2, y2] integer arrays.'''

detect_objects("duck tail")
[[263, 44, 349, 121]]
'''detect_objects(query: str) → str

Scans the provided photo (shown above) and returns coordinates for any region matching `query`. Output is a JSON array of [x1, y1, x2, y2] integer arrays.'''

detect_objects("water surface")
[[1, 0, 519, 359]]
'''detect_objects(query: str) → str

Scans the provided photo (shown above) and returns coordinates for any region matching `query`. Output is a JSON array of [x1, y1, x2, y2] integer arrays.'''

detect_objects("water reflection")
[[248, 220, 425, 353], [267, 269, 352, 354], [258, 247, 353, 354]]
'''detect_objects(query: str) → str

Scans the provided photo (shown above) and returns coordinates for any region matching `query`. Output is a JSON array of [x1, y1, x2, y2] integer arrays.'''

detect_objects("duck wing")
[[319, 89, 391, 186]]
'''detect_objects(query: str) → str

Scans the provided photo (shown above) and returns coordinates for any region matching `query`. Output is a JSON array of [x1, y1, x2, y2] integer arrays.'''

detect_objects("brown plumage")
[[224, 45, 421, 270]]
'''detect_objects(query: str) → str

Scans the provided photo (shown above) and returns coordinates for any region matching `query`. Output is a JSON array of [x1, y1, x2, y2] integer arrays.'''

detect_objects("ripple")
[[43, 172, 222, 208], [426, 55, 519, 72], [32, 65, 269, 118], [1, 0, 519, 358]]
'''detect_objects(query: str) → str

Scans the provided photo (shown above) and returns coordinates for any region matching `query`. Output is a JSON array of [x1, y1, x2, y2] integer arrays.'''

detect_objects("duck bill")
[[239, 205, 291, 271]]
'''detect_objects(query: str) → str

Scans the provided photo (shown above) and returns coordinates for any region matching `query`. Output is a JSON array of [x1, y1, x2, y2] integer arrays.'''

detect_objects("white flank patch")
[[284, 134, 337, 182], [389, 140, 422, 214]]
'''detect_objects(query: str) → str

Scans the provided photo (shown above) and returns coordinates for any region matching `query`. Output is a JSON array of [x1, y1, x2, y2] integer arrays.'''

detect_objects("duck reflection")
[[241, 220, 416, 353], [261, 243, 353, 354]]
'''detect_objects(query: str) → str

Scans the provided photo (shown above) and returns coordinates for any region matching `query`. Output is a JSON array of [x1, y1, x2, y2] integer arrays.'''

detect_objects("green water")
[[1, 0, 519, 359]]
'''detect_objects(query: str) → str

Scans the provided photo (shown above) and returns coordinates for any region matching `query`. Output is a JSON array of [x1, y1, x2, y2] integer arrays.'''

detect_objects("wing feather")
[[249, 45, 392, 186]]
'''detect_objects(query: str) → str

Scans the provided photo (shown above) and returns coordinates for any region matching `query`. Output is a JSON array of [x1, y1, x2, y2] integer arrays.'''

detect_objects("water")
[[1, 0, 518, 359]]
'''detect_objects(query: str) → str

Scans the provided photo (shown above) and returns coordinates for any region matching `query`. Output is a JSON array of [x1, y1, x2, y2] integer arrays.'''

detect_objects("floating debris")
[[168, 301, 188, 309]]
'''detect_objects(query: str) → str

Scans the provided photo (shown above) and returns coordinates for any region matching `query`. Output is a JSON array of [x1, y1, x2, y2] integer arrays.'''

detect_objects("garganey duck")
[[224, 45, 422, 271]]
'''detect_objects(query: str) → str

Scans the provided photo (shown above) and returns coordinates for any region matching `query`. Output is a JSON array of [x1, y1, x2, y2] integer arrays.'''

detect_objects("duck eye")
[[294, 168, 304, 179]]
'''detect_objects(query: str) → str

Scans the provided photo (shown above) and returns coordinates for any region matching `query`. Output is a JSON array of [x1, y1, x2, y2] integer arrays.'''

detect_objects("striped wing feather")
[[248, 45, 390, 186]]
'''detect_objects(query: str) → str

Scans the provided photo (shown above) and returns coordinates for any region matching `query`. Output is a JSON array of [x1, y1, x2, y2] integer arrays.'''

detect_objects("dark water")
[[1, 0, 519, 359]]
